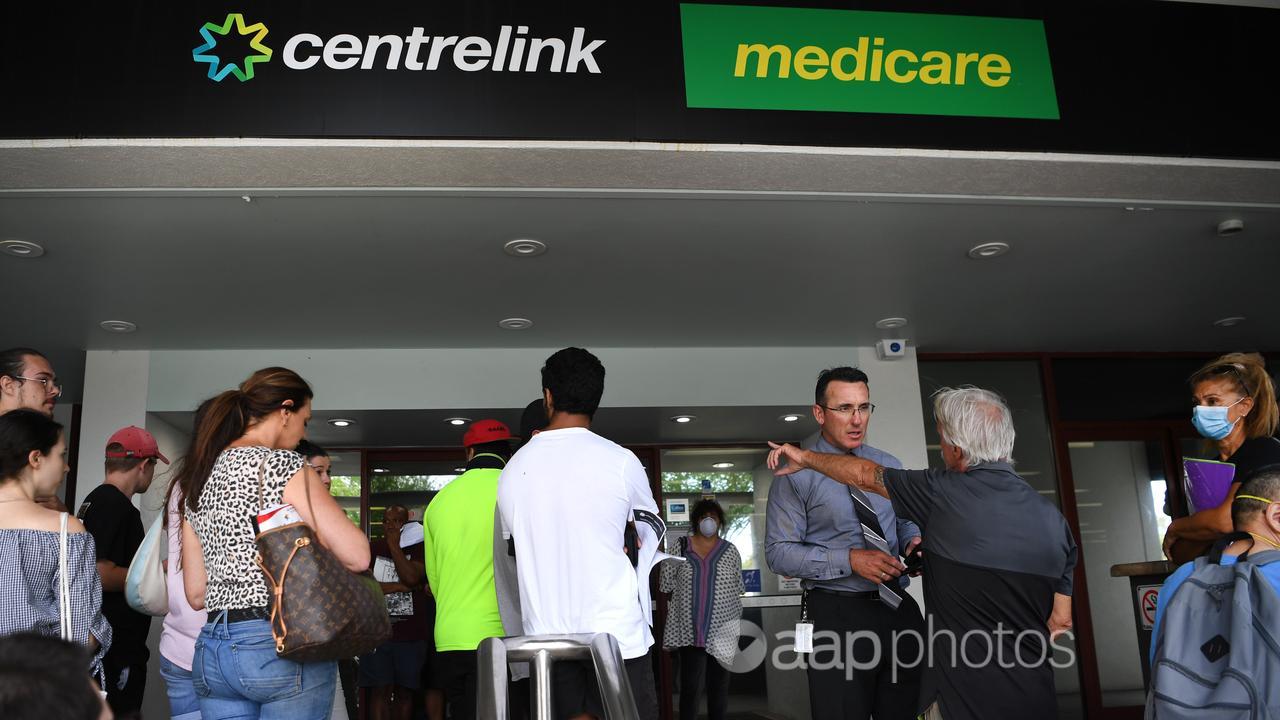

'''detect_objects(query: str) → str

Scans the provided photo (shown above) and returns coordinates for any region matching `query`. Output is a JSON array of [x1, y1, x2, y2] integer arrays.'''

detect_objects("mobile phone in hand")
[[903, 545, 925, 575]]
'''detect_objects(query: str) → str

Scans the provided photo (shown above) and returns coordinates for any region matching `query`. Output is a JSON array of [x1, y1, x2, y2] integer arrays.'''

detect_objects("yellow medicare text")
[[734, 37, 1012, 87]]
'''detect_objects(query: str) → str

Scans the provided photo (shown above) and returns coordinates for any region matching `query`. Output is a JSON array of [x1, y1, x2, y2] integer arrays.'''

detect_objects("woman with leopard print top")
[[174, 367, 370, 719]]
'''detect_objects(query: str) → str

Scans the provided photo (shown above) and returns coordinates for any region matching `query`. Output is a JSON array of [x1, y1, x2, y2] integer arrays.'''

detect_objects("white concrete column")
[[73, 350, 150, 510]]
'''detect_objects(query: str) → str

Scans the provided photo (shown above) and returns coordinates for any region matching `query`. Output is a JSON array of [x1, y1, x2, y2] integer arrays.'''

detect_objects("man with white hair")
[[768, 386, 1078, 720]]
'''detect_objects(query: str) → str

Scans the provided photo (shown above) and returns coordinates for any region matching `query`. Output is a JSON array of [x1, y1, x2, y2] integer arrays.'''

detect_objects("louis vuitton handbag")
[[253, 455, 391, 662]]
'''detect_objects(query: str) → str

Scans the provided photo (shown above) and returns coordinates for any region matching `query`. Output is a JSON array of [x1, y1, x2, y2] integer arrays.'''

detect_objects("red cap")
[[463, 419, 512, 448], [105, 426, 170, 464]]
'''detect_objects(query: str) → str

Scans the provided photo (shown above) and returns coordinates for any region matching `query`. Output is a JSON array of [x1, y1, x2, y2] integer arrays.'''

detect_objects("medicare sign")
[[679, 4, 1059, 120]]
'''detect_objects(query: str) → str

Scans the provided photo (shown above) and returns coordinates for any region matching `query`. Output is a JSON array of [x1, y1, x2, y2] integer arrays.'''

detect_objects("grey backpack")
[[1147, 535, 1280, 719]]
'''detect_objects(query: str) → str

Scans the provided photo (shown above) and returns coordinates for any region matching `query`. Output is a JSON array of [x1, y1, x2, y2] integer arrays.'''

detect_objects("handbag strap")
[[256, 450, 271, 511], [59, 511, 71, 642], [255, 448, 320, 532]]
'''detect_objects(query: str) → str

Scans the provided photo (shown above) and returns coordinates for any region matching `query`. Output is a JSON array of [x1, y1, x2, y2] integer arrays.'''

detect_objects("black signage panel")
[[2, 1, 1278, 159]]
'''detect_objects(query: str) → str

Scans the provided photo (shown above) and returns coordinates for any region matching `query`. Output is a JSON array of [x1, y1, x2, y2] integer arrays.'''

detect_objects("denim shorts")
[[192, 613, 336, 720]]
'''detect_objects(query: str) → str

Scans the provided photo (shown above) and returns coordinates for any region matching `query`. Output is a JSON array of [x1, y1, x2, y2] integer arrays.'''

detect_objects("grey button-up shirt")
[[765, 436, 920, 593]]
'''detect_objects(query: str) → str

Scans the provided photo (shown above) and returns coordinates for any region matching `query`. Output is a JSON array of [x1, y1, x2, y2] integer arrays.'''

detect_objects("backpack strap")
[[1209, 531, 1254, 564], [1240, 548, 1280, 566]]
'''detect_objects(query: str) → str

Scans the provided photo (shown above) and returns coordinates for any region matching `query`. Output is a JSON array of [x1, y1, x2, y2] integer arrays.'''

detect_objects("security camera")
[[875, 339, 908, 360]]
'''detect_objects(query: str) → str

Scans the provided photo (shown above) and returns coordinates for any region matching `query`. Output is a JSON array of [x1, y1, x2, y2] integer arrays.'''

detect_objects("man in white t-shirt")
[[498, 347, 660, 720]]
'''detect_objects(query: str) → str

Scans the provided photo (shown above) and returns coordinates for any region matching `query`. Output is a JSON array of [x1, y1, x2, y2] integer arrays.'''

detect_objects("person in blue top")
[[1151, 464, 1280, 665], [765, 366, 923, 720]]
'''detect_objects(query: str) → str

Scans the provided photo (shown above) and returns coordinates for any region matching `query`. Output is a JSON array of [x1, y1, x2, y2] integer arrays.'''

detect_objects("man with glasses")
[[0, 347, 61, 417], [77, 426, 169, 720], [765, 366, 924, 720]]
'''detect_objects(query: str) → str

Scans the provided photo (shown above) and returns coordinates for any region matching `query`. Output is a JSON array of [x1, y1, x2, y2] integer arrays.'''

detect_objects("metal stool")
[[476, 633, 640, 720]]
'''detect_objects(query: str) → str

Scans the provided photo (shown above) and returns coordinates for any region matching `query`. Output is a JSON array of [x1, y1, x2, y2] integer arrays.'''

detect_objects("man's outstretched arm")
[[768, 441, 886, 497]]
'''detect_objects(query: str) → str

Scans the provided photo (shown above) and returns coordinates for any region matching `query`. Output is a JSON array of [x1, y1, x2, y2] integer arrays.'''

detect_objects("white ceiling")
[[2, 142, 1278, 405]]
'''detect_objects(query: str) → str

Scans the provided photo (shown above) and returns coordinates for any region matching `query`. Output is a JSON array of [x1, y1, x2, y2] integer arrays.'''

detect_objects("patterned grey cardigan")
[[659, 538, 744, 666]]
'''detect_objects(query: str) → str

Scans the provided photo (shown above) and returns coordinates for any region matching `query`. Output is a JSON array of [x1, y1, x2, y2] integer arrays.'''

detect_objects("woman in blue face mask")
[[658, 499, 743, 720], [1162, 352, 1280, 561]]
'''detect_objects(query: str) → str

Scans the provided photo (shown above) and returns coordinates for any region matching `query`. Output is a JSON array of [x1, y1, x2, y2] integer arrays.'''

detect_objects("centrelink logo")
[[192, 12, 605, 83], [193, 14, 272, 82]]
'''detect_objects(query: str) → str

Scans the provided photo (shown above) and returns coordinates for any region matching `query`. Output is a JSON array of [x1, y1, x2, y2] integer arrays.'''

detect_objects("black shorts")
[[103, 656, 147, 717], [551, 651, 659, 720]]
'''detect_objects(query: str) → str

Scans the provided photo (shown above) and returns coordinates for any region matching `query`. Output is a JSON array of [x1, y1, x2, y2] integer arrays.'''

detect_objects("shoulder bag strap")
[[59, 511, 71, 641], [256, 450, 271, 511]]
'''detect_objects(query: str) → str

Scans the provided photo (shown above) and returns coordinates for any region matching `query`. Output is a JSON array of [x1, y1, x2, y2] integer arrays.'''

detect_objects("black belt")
[[809, 587, 883, 600], [221, 606, 271, 622]]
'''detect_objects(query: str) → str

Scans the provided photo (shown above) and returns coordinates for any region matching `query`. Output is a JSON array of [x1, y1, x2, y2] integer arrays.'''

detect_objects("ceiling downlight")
[[504, 239, 548, 257], [967, 242, 1010, 259], [0, 239, 46, 258], [99, 320, 137, 333], [499, 318, 533, 330]]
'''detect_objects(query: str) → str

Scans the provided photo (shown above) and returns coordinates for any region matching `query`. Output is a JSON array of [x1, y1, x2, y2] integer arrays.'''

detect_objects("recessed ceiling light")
[[669, 415, 697, 424], [712, 462, 735, 469], [503, 239, 548, 257], [99, 320, 137, 333], [1216, 219, 1245, 236], [373, 467, 389, 473], [1213, 316, 1245, 327], [444, 417, 470, 426], [327, 418, 355, 428], [454, 467, 467, 473], [779, 414, 803, 423], [499, 317, 533, 330], [967, 242, 1010, 260], [875, 317, 908, 330], [0, 239, 45, 258]]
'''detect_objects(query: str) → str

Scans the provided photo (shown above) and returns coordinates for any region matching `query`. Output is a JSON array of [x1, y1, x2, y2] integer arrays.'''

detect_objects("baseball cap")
[[105, 426, 170, 464], [463, 419, 512, 448]]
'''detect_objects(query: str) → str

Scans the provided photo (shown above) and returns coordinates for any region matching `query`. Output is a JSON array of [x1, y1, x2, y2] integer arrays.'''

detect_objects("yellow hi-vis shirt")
[[424, 462, 506, 651]]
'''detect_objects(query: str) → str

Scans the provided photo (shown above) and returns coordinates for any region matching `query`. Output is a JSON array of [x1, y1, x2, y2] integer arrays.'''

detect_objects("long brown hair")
[[170, 367, 313, 515], [1191, 352, 1279, 439]]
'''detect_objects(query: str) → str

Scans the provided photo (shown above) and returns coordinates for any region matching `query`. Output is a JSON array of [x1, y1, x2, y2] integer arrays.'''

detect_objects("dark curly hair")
[[541, 348, 605, 418], [690, 498, 726, 526]]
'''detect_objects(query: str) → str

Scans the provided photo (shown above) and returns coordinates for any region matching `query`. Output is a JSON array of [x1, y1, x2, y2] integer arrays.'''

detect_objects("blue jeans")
[[159, 654, 202, 720], [192, 614, 336, 720]]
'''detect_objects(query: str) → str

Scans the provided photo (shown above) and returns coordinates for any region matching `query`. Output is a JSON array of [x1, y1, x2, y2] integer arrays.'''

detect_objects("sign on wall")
[[680, 4, 1058, 119], [2, 1, 1277, 159]]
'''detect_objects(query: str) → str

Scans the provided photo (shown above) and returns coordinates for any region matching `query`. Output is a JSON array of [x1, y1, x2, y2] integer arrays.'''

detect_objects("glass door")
[[363, 449, 468, 538], [1060, 428, 1179, 718]]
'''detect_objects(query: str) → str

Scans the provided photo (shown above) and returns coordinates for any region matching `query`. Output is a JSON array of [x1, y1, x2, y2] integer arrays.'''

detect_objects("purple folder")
[[1182, 457, 1237, 514]]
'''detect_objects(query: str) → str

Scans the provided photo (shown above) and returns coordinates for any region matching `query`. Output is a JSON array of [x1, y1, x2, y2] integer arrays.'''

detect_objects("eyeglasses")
[[1202, 363, 1253, 398], [821, 403, 876, 418], [9, 375, 63, 398]]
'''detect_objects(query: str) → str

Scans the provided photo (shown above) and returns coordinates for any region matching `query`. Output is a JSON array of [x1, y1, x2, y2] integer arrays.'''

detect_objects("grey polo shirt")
[[765, 437, 920, 593], [883, 461, 1079, 720]]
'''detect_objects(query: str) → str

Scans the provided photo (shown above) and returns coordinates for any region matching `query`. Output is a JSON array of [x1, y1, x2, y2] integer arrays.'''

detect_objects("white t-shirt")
[[497, 426, 659, 659]]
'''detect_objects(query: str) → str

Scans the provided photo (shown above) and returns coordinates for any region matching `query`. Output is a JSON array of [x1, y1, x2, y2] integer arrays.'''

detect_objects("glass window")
[[365, 455, 465, 541], [327, 451, 363, 528], [660, 448, 771, 584], [1068, 439, 1171, 708]]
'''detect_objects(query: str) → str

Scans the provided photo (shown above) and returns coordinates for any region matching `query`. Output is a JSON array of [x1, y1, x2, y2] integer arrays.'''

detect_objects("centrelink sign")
[[192, 13, 606, 82]]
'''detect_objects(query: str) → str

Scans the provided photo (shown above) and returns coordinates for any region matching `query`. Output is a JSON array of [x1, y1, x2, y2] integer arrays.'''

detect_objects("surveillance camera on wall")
[[875, 339, 908, 360]]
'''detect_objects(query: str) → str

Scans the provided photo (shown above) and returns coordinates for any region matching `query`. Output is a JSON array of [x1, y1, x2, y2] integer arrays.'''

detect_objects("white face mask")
[[698, 517, 719, 537]]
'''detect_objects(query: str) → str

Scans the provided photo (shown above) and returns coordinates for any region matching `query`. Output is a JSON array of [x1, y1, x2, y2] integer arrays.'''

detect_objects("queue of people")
[[1, 343, 1278, 720]]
